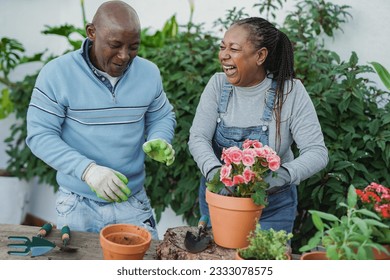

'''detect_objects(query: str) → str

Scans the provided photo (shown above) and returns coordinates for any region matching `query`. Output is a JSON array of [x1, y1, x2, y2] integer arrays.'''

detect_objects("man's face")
[[88, 24, 140, 77]]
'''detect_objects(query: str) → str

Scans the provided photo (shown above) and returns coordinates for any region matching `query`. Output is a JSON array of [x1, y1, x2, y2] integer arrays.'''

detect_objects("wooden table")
[[1, 224, 300, 260], [0, 224, 159, 260]]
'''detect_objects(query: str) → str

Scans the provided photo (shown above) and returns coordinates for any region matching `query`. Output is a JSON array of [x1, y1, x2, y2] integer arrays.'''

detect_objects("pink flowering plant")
[[356, 182, 390, 243], [206, 139, 281, 206]]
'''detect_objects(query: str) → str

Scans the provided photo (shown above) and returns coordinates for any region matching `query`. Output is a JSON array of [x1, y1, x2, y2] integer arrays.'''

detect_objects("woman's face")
[[218, 25, 266, 87]]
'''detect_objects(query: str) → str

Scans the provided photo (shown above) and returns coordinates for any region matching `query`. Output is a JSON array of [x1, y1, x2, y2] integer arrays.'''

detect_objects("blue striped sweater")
[[26, 40, 176, 201]]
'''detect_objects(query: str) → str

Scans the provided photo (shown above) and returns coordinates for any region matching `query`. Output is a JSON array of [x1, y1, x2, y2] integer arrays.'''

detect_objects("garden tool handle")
[[37, 223, 53, 238], [197, 215, 209, 231], [61, 225, 71, 246]]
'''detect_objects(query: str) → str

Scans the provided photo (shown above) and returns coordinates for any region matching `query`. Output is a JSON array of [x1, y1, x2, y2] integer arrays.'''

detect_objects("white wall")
[[1, 0, 390, 239]]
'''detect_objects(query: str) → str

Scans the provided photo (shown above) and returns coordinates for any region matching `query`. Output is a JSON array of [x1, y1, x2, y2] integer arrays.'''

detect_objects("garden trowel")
[[184, 215, 211, 253]]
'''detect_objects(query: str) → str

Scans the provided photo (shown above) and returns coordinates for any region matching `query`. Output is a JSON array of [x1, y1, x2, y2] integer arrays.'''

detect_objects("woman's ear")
[[86, 23, 96, 41], [257, 47, 268, 66]]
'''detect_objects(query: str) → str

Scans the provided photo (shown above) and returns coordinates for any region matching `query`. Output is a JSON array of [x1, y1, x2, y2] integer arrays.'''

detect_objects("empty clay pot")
[[100, 223, 152, 260]]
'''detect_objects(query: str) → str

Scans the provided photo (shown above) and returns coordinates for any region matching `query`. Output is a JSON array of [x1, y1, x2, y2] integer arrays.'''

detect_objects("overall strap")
[[218, 80, 233, 114], [262, 79, 277, 122]]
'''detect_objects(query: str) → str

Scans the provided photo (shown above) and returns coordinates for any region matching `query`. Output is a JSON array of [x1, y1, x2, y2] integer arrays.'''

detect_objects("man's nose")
[[117, 47, 130, 61]]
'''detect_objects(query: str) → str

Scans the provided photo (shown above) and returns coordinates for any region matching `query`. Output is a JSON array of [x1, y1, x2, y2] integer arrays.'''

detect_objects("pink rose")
[[242, 139, 252, 149], [254, 147, 266, 158], [268, 155, 281, 171], [227, 147, 243, 164], [221, 177, 234, 187], [269, 161, 280, 171], [233, 175, 245, 185], [262, 145, 274, 156], [242, 149, 255, 167], [220, 164, 232, 179], [221, 148, 231, 165], [243, 168, 255, 183], [243, 139, 263, 149], [252, 140, 263, 149]]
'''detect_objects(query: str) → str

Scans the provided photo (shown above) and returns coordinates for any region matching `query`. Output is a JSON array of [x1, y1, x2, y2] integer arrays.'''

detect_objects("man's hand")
[[143, 139, 175, 166], [82, 163, 131, 202]]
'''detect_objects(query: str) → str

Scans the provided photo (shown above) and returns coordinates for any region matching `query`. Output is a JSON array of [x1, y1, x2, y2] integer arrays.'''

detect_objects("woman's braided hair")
[[233, 17, 295, 150]]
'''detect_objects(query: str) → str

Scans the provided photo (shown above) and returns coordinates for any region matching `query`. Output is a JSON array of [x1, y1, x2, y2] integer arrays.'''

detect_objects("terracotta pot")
[[235, 249, 292, 260], [100, 223, 151, 260], [206, 189, 264, 249], [300, 251, 329, 260], [373, 244, 390, 260]]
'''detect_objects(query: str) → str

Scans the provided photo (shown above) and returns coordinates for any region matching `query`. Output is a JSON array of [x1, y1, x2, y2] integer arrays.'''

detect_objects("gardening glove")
[[264, 166, 290, 191], [82, 163, 131, 203], [142, 139, 175, 166]]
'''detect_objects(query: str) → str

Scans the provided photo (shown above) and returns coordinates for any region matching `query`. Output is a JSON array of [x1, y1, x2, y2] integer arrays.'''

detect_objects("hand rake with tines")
[[7, 236, 56, 257]]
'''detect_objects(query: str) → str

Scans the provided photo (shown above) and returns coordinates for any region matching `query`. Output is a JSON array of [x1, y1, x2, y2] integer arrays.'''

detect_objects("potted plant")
[[299, 185, 390, 260], [236, 224, 293, 260], [205, 139, 281, 248], [356, 182, 390, 259]]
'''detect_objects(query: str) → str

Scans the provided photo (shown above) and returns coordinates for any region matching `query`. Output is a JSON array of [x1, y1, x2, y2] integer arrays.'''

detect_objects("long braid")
[[234, 17, 295, 150]]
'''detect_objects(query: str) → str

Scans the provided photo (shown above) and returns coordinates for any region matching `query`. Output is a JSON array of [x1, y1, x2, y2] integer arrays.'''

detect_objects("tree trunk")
[[156, 226, 236, 260]]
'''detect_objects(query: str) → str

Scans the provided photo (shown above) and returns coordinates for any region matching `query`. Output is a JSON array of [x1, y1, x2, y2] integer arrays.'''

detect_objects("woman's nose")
[[219, 49, 230, 60]]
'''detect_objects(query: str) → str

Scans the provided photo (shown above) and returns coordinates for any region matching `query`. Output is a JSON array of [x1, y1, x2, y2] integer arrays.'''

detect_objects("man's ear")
[[86, 23, 96, 41], [257, 47, 268, 66]]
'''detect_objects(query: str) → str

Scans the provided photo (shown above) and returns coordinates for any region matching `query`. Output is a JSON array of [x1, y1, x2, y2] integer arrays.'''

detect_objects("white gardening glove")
[[82, 163, 131, 202], [142, 139, 175, 166]]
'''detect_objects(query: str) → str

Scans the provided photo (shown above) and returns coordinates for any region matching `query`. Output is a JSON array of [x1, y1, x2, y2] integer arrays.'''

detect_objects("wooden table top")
[[0, 224, 159, 260]]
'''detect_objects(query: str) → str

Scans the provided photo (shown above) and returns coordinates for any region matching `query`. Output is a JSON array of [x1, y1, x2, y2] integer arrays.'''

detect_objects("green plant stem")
[[0, 76, 15, 87], [80, 0, 87, 27]]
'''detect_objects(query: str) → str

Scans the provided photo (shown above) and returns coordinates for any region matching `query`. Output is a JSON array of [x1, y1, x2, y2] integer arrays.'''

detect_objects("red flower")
[[356, 182, 390, 222]]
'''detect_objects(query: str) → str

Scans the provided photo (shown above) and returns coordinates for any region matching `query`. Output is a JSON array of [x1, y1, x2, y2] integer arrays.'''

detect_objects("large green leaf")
[[370, 61, 390, 90]]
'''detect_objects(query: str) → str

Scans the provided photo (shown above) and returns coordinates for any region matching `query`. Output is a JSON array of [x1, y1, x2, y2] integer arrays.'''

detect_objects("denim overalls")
[[198, 79, 297, 233]]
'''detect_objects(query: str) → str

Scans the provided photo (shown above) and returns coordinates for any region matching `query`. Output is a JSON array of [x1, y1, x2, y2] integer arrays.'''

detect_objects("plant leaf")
[[309, 210, 339, 222], [347, 184, 357, 208], [370, 61, 390, 90]]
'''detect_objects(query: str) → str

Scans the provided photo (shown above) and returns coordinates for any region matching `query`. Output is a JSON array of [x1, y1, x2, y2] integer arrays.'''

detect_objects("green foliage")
[[253, 0, 287, 20], [205, 170, 225, 194], [278, 0, 390, 253], [0, 88, 13, 119], [0, 38, 43, 119], [299, 185, 389, 259], [141, 21, 221, 224], [0, 3, 86, 187], [138, 15, 179, 52], [0, 37, 25, 80], [370, 62, 390, 90], [42, 24, 85, 51], [238, 224, 293, 260]]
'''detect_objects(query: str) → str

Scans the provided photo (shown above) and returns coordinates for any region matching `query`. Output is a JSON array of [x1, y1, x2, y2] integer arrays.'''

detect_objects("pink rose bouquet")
[[207, 139, 281, 206]]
